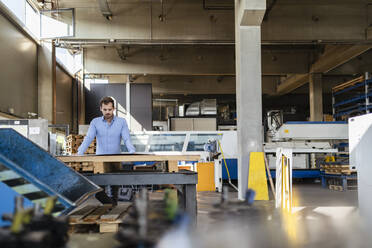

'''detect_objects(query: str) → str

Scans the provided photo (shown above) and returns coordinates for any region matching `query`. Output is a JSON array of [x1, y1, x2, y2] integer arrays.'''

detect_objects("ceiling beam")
[[276, 74, 308, 95], [276, 45, 372, 95], [310, 45, 372, 73], [96, 0, 112, 20]]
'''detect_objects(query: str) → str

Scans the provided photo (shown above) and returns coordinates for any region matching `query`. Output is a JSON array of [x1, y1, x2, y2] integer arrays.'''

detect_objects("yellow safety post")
[[275, 148, 293, 212], [248, 152, 269, 200], [281, 154, 292, 211]]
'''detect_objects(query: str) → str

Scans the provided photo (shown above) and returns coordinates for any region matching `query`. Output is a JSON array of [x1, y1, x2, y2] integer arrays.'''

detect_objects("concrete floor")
[[68, 182, 363, 248], [197, 182, 358, 229]]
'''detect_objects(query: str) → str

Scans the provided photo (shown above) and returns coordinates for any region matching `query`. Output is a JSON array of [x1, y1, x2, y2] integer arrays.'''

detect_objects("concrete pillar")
[[38, 41, 55, 123], [235, 0, 266, 200], [126, 76, 131, 130], [309, 73, 323, 121]]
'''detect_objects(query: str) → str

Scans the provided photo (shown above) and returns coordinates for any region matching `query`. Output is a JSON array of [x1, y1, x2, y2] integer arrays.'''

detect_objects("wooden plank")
[[83, 205, 112, 223], [168, 160, 179, 172], [99, 223, 119, 233], [82, 166, 94, 172], [332, 75, 364, 92], [93, 162, 121, 174], [69, 205, 98, 223], [93, 162, 110, 174], [57, 154, 200, 163], [99, 203, 132, 222]]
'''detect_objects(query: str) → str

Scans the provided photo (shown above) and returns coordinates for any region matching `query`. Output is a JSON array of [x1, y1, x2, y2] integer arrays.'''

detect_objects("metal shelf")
[[332, 76, 372, 120], [333, 78, 372, 96]]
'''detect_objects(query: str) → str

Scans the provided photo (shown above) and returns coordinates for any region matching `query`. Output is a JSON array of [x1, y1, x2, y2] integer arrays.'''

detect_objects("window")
[[1, 0, 26, 23], [25, 1, 40, 37], [56, 48, 82, 75], [1, 0, 40, 38], [149, 134, 186, 152], [40, 8, 74, 38], [186, 133, 222, 151], [1, 1, 76, 40], [85, 78, 109, 84]]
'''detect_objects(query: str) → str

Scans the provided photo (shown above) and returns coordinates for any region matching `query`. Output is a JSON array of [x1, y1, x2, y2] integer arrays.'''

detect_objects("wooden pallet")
[[69, 203, 132, 233], [67, 162, 95, 172], [66, 141, 81, 148], [324, 169, 352, 175], [65, 135, 96, 155], [66, 148, 96, 155], [329, 185, 343, 191], [67, 134, 85, 141], [66, 162, 122, 174], [321, 164, 352, 175]]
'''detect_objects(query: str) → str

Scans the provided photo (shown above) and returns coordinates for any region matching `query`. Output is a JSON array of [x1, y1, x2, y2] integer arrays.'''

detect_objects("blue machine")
[[0, 128, 102, 226], [221, 159, 320, 180], [222, 159, 238, 180]]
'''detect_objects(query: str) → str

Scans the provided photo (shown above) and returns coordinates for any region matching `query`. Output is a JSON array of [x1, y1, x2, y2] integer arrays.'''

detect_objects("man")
[[78, 96, 135, 155], [78, 96, 135, 201]]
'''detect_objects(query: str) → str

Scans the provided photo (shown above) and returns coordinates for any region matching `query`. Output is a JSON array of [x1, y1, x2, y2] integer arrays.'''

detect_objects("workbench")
[[57, 154, 201, 163], [57, 154, 199, 224]]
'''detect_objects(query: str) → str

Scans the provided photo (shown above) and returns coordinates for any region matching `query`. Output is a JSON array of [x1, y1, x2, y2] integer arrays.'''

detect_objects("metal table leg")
[[177, 184, 197, 226]]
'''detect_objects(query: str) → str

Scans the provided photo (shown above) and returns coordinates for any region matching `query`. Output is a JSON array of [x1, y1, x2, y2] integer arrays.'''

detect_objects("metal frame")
[[40, 8, 75, 39], [320, 172, 357, 191], [332, 77, 372, 120]]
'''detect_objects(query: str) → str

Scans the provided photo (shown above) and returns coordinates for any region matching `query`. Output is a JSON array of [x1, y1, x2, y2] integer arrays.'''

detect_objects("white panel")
[[274, 123, 348, 140], [349, 113, 372, 227], [193, 118, 216, 131], [268, 154, 308, 169], [171, 118, 193, 131], [349, 114, 372, 170]]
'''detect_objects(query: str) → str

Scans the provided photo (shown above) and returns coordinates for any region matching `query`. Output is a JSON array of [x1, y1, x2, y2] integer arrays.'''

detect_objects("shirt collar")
[[101, 115, 116, 123]]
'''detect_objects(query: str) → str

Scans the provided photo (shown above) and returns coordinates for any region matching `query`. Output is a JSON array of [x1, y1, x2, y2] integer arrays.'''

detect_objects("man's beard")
[[105, 114, 112, 118]]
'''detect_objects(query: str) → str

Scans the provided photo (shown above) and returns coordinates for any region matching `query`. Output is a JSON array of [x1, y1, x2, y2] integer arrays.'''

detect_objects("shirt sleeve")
[[121, 119, 135, 153], [77, 120, 97, 155]]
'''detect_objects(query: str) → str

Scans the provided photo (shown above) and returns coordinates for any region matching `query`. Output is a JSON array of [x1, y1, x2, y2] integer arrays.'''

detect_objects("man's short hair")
[[100, 96, 115, 108]]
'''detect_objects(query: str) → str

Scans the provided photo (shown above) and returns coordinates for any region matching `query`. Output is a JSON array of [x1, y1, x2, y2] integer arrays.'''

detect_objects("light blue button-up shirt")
[[77, 116, 135, 155]]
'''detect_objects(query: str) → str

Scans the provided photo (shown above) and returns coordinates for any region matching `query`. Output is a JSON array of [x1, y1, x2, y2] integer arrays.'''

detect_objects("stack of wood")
[[323, 114, 334, 122], [329, 185, 344, 191], [66, 162, 94, 172], [66, 162, 122, 174], [68, 203, 132, 233], [66, 135, 96, 155], [320, 163, 352, 175]]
